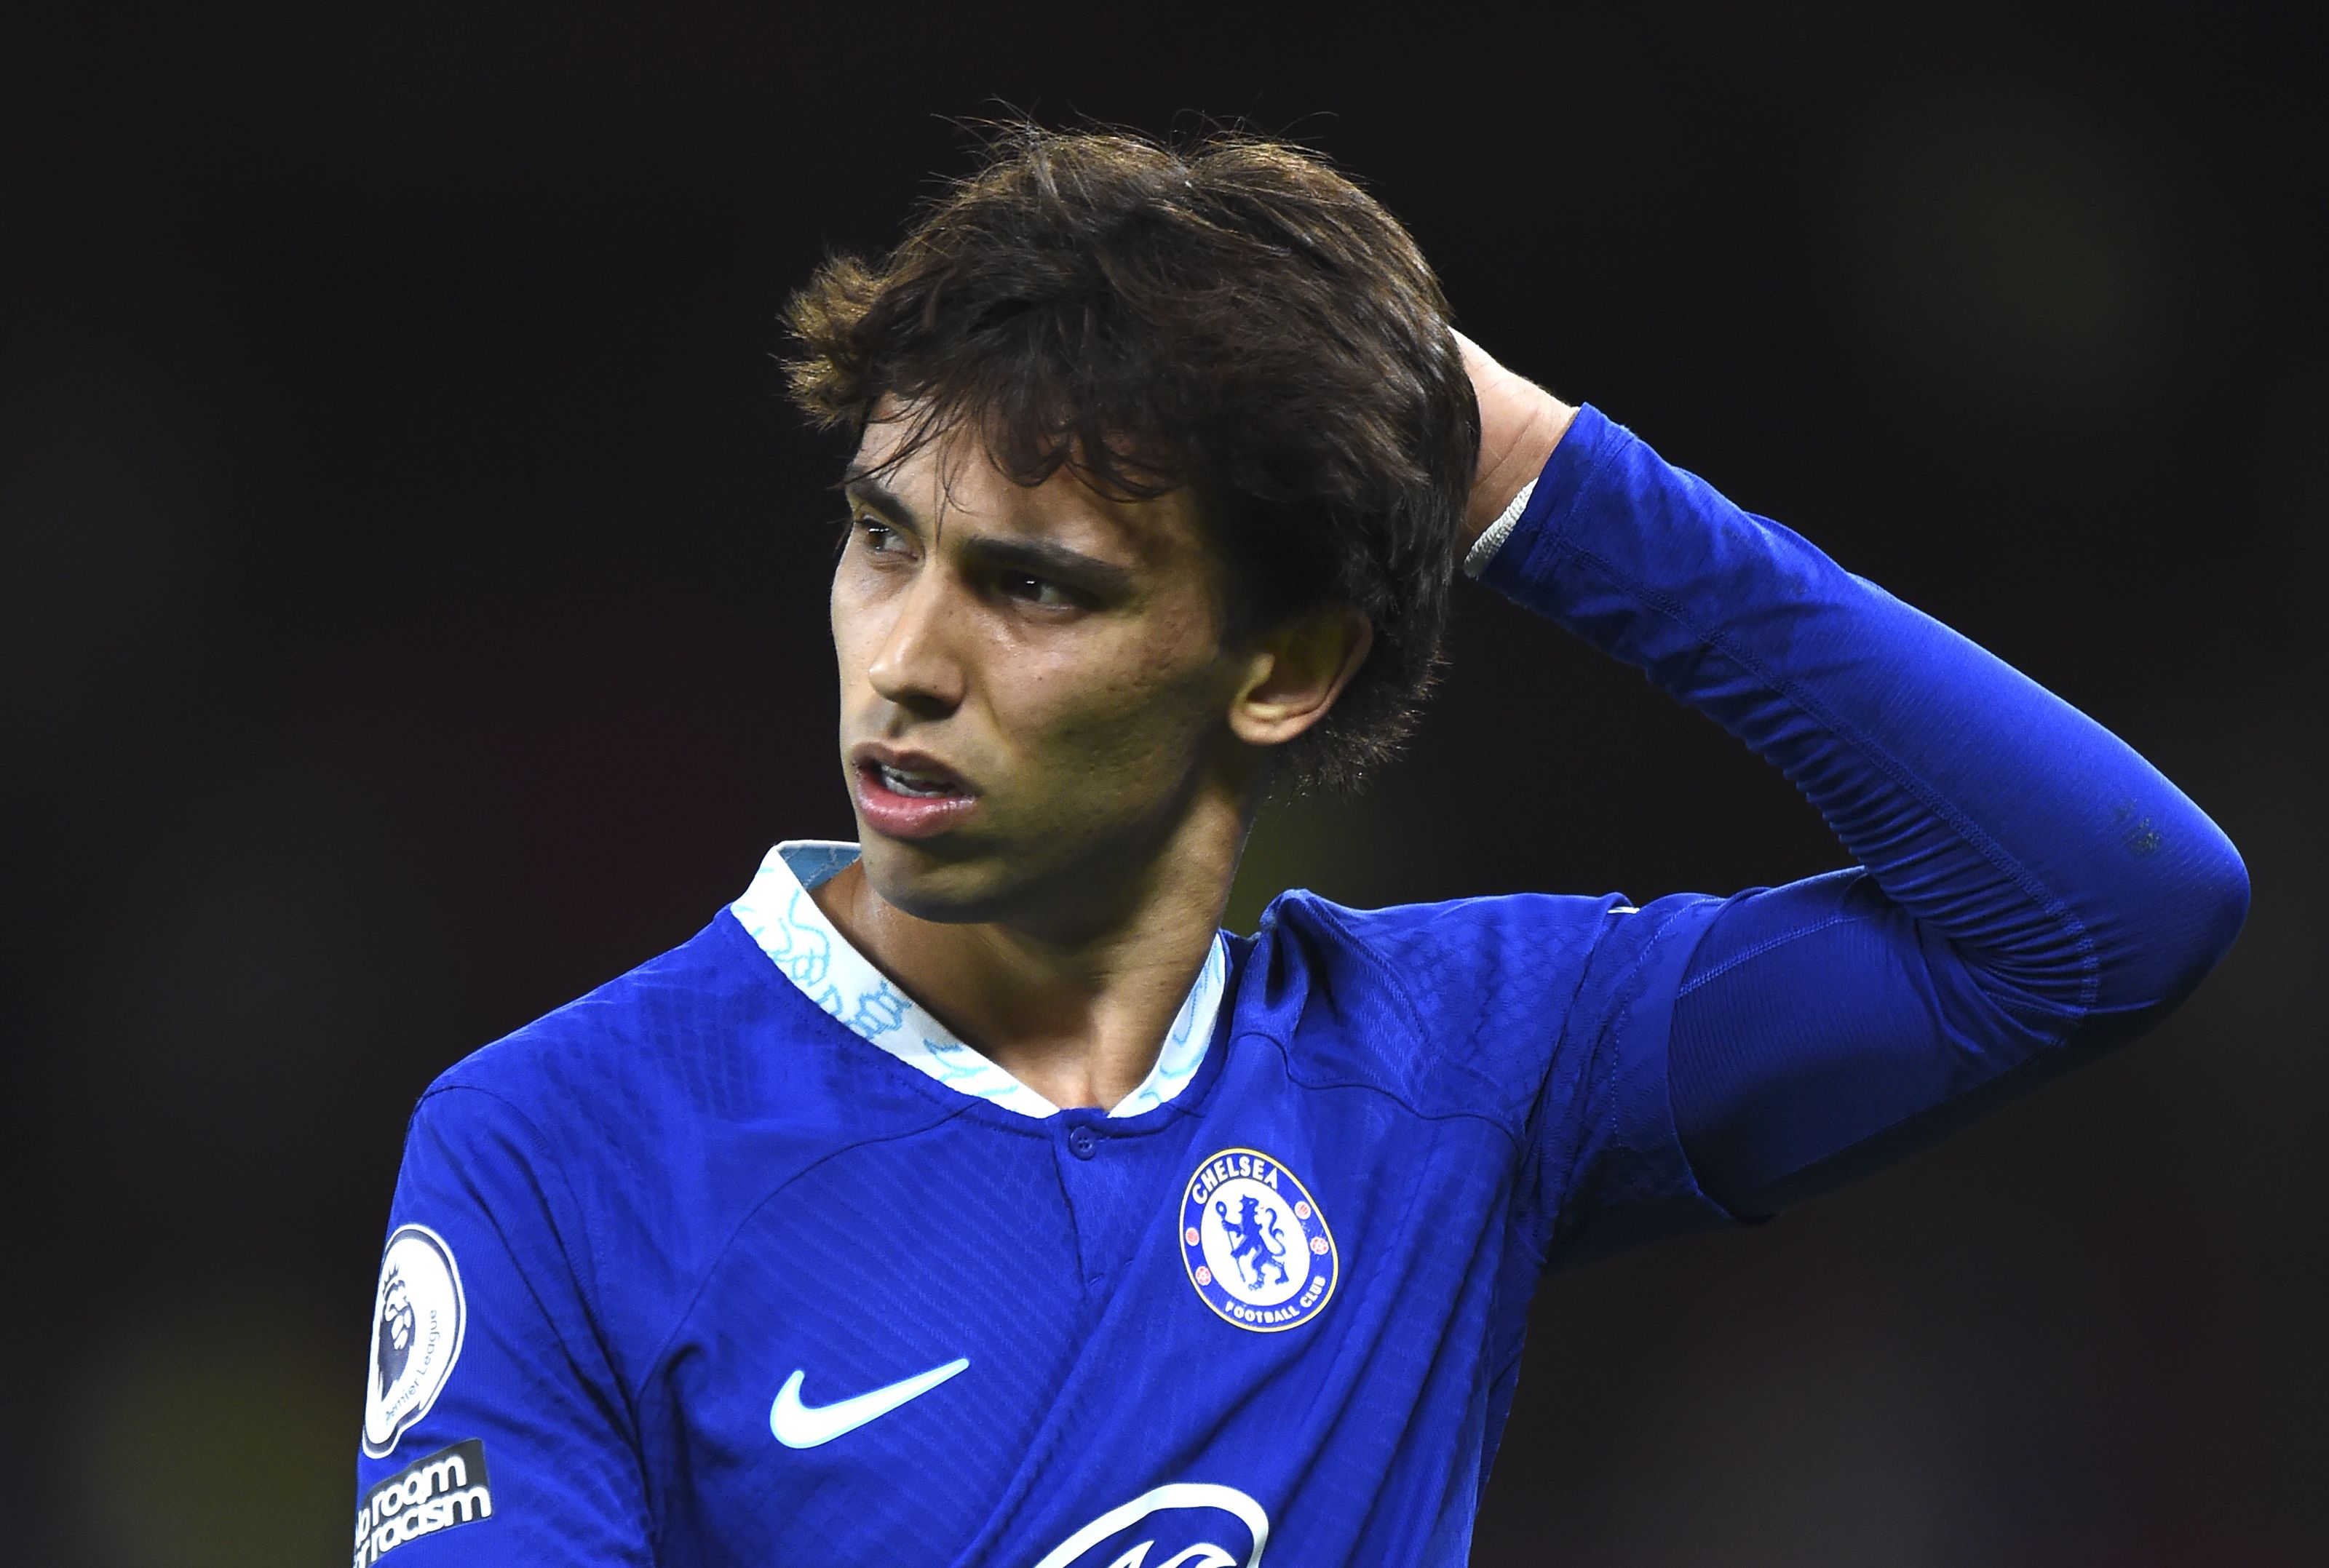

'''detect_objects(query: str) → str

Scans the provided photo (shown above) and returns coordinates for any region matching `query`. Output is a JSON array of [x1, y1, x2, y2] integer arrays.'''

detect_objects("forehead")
[[848, 407, 1210, 568]]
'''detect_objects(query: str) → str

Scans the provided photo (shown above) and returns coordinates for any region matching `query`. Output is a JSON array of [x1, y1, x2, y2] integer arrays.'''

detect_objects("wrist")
[[1464, 403, 1612, 582], [1461, 388, 1574, 543], [1453, 332, 1576, 549]]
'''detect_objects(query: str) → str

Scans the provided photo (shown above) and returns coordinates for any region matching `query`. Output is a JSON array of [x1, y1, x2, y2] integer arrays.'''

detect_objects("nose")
[[864, 571, 967, 715]]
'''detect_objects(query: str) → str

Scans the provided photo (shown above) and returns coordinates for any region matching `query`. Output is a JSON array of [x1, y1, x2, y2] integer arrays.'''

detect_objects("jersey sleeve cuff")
[[1460, 479, 1536, 578], [1466, 403, 1624, 593]]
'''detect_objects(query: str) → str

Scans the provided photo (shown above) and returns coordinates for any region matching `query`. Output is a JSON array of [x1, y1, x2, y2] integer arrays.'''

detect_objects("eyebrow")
[[961, 535, 1138, 597], [841, 469, 1139, 597], [839, 468, 916, 523]]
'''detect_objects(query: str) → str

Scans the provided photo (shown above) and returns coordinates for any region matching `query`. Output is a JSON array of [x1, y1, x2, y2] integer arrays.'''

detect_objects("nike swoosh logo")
[[769, 1357, 970, 1449]]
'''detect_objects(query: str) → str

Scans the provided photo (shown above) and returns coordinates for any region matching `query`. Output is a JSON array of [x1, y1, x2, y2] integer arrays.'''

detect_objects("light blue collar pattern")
[[729, 841, 1226, 1119]]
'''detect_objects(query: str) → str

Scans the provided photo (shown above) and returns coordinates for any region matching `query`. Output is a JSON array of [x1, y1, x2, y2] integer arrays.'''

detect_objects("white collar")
[[729, 841, 1227, 1119]]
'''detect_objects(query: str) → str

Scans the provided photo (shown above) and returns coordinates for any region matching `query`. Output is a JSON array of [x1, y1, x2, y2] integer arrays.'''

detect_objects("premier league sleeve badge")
[[1180, 1148, 1338, 1332], [362, 1223, 468, 1457]]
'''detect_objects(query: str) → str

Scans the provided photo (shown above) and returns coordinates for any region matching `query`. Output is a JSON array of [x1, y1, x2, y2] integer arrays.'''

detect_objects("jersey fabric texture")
[[354, 406, 2246, 1567]]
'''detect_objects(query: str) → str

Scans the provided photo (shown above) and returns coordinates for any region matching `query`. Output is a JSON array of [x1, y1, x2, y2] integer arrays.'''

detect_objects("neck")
[[809, 779, 1252, 1112]]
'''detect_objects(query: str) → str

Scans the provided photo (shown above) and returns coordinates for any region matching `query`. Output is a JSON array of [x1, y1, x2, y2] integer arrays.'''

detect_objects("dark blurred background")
[[4, 2, 2322, 1563]]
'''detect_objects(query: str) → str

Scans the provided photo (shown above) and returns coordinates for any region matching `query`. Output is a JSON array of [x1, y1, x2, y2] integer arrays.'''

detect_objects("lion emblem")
[[376, 1265, 415, 1396], [1213, 1193, 1290, 1293]]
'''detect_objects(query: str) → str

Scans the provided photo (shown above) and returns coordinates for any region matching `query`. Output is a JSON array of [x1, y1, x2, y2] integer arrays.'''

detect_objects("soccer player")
[[351, 130, 2247, 1567]]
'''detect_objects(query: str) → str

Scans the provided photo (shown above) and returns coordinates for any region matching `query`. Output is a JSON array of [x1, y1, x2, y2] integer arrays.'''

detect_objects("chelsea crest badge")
[[1180, 1147, 1337, 1332]]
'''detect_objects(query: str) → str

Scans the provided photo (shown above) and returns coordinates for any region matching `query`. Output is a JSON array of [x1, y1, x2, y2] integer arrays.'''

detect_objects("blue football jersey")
[[352, 404, 2246, 1565], [352, 838, 1728, 1567]]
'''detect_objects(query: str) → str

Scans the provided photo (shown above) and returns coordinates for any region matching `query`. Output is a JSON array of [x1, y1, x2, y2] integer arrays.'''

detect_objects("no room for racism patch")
[[354, 1438, 493, 1564]]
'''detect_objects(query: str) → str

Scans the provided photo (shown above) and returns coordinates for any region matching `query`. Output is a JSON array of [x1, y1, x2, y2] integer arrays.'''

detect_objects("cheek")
[[999, 629, 1229, 778], [828, 571, 881, 688]]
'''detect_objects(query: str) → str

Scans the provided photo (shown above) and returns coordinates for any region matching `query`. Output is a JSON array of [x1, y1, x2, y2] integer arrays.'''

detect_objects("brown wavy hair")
[[783, 125, 1478, 793]]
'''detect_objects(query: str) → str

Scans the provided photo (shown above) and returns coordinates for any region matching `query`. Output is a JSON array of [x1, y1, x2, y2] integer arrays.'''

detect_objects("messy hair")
[[783, 125, 1478, 792]]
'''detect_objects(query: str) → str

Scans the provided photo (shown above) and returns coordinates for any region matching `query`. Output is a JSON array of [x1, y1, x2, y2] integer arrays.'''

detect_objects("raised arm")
[[1456, 337, 2249, 1219]]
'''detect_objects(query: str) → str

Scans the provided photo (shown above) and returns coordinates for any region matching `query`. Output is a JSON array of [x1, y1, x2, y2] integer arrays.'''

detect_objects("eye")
[[849, 514, 910, 559], [999, 573, 1077, 608]]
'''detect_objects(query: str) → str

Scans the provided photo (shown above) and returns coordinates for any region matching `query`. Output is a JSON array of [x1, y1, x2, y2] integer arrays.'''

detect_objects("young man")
[[352, 130, 2247, 1566]]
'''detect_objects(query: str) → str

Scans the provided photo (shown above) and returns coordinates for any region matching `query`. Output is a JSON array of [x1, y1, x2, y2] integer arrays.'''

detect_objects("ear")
[[1226, 606, 1375, 749]]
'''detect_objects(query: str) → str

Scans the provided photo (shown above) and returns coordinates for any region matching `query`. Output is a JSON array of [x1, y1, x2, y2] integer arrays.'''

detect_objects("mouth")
[[867, 759, 964, 797], [849, 745, 980, 841]]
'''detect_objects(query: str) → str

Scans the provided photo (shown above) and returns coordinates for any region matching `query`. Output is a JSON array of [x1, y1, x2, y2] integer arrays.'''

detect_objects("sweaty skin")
[[812, 405, 1374, 1112]]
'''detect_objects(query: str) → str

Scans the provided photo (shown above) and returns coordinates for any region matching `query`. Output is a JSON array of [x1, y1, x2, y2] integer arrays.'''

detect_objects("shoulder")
[[394, 908, 967, 1374], [426, 910, 785, 1130], [1261, 886, 1622, 988], [1234, 886, 1638, 1123], [409, 907, 943, 1256]]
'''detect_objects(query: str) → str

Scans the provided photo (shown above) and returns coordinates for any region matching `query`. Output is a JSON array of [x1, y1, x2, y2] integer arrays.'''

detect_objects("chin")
[[852, 834, 1023, 926]]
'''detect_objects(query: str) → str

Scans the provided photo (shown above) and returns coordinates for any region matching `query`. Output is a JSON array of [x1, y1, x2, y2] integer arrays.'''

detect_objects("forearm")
[[1478, 407, 2249, 1208]]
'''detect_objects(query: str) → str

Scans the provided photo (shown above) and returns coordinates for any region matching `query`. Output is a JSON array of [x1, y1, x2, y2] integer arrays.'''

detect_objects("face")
[[830, 409, 1259, 931]]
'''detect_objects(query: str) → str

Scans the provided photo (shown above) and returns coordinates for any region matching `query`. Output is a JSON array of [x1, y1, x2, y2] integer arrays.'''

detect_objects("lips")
[[849, 744, 980, 842]]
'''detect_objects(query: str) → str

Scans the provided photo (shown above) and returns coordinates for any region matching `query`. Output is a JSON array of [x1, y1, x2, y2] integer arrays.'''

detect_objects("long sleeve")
[[1475, 405, 2249, 1219]]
